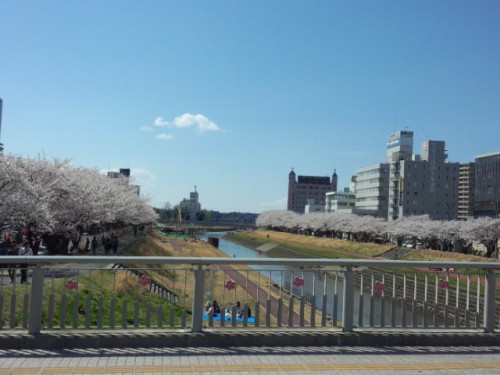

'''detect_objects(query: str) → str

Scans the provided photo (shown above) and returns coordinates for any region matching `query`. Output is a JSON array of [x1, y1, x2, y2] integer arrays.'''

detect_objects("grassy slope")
[[232, 229, 393, 258], [232, 229, 498, 264]]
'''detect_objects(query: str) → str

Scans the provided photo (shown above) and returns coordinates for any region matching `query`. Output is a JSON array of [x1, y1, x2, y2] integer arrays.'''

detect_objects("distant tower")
[[0, 98, 3, 154], [332, 169, 338, 191], [179, 186, 201, 221]]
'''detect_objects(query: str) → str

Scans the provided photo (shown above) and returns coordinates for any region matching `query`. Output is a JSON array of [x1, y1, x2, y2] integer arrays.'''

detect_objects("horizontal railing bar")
[[2, 256, 500, 270]]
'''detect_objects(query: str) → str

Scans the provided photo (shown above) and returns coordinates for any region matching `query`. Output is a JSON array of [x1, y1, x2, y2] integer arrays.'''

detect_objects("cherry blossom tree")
[[461, 217, 500, 257], [0, 154, 158, 253], [256, 206, 499, 257]]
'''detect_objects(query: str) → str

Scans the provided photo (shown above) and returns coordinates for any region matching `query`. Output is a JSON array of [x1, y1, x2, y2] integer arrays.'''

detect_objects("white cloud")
[[157, 133, 175, 140], [140, 125, 154, 132], [145, 113, 221, 140], [258, 197, 287, 211], [154, 117, 168, 127], [172, 113, 221, 134]]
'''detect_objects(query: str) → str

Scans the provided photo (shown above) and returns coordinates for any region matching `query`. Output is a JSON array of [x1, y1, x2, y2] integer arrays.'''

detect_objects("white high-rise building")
[[354, 163, 390, 217], [355, 130, 459, 220], [386, 130, 414, 220]]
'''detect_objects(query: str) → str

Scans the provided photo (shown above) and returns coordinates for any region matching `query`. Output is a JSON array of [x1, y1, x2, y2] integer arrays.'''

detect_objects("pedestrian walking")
[[19, 242, 32, 284], [91, 236, 98, 255], [7, 244, 18, 283], [112, 236, 119, 254]]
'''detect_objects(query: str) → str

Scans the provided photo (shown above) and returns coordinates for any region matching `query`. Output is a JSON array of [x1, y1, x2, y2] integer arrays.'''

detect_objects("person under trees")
[[19, 242, 32, 284], [6, 243, 18, 283], [0, 154, 158, 256], [91, 236, 98, 255]]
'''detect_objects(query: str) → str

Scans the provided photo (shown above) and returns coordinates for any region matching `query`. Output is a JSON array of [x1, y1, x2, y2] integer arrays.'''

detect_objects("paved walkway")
[[0, 345, 498, 374]]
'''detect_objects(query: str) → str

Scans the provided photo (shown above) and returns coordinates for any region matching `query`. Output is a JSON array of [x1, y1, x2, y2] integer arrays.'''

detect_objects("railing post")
[[191, 265, 205, 333], [483, 270, 496, 333], [342, 266, 354, 332], [28, 266, 45, 335]]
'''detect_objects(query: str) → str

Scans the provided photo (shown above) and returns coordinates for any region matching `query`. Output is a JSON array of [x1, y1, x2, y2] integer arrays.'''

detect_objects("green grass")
[[0, 234, 189, 330]]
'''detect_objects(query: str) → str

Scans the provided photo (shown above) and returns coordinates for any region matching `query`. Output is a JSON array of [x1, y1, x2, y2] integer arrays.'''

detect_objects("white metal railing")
[[0, 256, 498, 335]]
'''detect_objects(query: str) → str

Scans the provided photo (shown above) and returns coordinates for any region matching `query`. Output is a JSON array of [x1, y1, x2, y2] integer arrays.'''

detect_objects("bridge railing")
[[0, 256, 498, 334]]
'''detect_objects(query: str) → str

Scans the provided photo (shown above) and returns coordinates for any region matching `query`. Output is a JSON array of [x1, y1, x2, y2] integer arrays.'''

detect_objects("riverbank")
[[223, 230, 394, 259], [144, 230, 323, 325], [222, 230, 500, 324]]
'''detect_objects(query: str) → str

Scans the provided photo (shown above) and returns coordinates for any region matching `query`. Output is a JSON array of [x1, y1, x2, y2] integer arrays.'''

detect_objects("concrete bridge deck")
[[0, 330, 499, 374], [0, 343, 498, 374]]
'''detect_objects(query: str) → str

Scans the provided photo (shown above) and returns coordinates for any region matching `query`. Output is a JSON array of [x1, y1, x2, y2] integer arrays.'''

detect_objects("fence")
[[0, 256, 498, 335]]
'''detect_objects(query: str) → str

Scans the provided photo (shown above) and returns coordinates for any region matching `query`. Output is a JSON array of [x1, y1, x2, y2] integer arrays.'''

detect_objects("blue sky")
[[1, 1, 499, 213]]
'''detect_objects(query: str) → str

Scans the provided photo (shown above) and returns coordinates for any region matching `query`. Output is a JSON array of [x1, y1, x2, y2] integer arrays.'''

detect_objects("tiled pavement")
[[0, 345, 499, 374]]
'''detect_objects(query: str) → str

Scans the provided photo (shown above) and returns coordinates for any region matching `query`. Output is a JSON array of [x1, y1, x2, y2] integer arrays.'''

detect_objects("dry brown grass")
[[113, 269, 144, 294], [402, 248, 498, 263], [247, 230, 393, 257]]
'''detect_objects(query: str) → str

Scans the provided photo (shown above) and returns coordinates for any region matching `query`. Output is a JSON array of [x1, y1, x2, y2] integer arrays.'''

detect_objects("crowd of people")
[[86, 233, 119, 256], [1, 229, 124, 284], [204, 299, 252, 320]]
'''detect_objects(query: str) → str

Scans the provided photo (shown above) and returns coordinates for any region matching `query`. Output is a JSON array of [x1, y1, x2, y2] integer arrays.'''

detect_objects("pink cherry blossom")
[[225, 279, 236, 290], [139, 275, 151, 286], [293, 277, 304, 287], [374, 281, 384, 294], [438, 279, 448, 289], [65, 279, 78, 290]]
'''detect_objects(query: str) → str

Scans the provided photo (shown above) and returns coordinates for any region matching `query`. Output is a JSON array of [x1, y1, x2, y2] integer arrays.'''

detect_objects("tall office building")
[[288, 169, 337, 213], [386, 130, 414, 162], [355, 131, 459, 220], [394, 140, 459, 220], [474, 151, 500, 218], [386, 130, 414, 220]]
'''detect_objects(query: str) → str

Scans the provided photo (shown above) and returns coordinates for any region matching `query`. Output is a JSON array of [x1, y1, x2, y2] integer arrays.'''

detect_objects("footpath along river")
[[196, 231, 417, 325]]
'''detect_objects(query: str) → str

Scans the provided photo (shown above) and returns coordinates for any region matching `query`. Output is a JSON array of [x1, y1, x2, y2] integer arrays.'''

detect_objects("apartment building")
[[458, 162, 475, 220], [288, 169, 337, 213]]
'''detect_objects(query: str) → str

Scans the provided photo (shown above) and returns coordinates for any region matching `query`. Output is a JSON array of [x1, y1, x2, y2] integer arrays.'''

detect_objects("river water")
[[197, 231, 405, 324]]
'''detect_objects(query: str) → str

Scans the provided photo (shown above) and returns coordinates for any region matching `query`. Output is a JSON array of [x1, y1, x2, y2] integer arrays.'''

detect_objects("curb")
[[0, 330, 499, 349]]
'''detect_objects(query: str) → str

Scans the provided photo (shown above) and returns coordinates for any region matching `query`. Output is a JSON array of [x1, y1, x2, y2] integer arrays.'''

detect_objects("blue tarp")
[[202, 313, 255, 323]]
